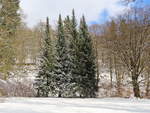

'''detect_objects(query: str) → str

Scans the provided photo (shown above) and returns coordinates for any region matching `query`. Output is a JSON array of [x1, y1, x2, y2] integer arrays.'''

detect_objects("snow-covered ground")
[[0, 98, 150, 113]]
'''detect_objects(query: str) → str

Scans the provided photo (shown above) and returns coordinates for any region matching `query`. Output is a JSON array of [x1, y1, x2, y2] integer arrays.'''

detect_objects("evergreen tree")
[[77, 16, 97, 97], [35, 17, 55, 97], [68, 10, 81, 96], [53, 15, 70, 97], [63, 16, 75, 96], [0, 0, 21, 79]]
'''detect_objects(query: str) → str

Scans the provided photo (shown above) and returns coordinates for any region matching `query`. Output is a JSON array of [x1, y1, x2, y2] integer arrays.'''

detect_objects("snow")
[[0, 98, 150, 113]]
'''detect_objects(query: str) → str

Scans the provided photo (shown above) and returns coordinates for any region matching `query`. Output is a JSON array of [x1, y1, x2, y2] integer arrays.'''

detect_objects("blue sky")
[[141, 0, 150, 5], [90, 0, 150, 25], [90, 9, 109, 25], [20, 0, 149, 27]]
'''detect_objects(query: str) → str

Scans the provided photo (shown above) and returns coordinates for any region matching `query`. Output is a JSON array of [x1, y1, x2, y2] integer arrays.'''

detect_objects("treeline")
[[34, 11, 98, 98], [0, 0, 42, 78], [0, 0, 21, 79], [0, 0, 42, 96], [90, 6, 150, 98], [0, 0, 41, 75]]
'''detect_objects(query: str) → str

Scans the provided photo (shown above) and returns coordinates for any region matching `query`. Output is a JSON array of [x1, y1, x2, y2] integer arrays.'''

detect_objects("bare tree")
[[105, 7, 149, 97]]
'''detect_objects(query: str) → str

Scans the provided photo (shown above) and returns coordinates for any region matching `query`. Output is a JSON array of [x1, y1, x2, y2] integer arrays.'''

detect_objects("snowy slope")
[[0, 98, 150, 113]]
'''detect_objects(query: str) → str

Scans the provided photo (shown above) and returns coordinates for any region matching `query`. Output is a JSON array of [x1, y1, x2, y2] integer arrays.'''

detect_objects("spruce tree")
[[35, 17, 55, 97], [53, 15, 70, 97], [69, 10, 81, 96], [63, 16, 75, 96], [77, 16, 97, 97]]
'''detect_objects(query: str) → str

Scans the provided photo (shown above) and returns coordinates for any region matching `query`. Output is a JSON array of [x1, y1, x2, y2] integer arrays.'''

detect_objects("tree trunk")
[[132, 75, 140, 98], [116, 72, 122, 97], [146, 80, 150, 97], [45, 91, 49, 97], [145, 71, 150, 97], [37, 89, 40, 97], [114, 56, 122, 96], [109, 57, 113, 88], [58, 91, 62, 97], [94, 35, 99, 92]]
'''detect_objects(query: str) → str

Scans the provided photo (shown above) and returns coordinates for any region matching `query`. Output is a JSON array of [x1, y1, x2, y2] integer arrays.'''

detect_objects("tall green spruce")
[[0, 0, 21, 79], [35, 17, 55, 97], [63, 16, 76, 96], [63, 10, 80, 97], [69, 10, 80, 96], [77, 16, 97, 97], [53, 15, 71, 97]]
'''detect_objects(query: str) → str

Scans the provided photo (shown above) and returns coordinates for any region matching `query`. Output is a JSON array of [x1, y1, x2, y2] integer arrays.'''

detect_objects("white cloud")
[[20, 0, 126, 27]]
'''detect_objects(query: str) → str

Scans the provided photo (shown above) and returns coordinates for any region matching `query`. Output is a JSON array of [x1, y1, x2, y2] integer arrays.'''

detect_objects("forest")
[[0, 0, 150, 99]]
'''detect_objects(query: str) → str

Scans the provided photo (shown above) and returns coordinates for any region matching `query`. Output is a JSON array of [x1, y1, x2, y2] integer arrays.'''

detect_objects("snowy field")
[[0, 98, 150, 113]]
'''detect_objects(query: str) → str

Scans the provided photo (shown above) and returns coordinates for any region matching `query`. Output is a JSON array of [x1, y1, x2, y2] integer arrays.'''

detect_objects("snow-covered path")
[[0, 98, 150, 113]]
